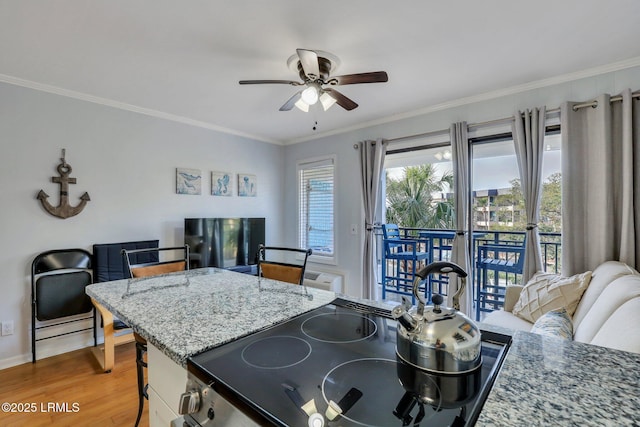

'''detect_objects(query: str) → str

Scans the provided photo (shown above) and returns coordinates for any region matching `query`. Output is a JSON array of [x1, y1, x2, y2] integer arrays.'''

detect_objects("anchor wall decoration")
[[37, 149, 90, 219]]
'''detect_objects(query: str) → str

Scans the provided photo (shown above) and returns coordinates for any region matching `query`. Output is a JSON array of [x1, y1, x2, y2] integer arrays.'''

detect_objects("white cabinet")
[[147, 343, 187, 427]]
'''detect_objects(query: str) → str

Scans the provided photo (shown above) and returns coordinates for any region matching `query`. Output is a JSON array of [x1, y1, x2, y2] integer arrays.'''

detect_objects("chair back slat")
[[382, 224, 405, 256], [131, 261, 186, 278], [258, 245, 312, 286], [122, 245, 190, 278]]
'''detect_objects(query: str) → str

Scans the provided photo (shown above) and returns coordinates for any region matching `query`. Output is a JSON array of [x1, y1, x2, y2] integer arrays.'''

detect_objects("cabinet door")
[[148, 343, 187, 427]]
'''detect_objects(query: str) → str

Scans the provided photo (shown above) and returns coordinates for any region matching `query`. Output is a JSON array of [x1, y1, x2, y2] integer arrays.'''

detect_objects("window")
[[298, 157, 335, 261], [471, 131, 561, 235], [384, 143, 454, 230]]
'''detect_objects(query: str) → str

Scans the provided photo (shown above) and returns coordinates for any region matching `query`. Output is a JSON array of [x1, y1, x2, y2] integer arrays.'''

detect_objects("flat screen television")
[[185, 217, 265, 270]]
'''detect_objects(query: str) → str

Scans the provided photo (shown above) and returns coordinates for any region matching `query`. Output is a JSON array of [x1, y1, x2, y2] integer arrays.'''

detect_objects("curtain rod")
[[386, 108, 559, 143], [570, 90, 640, 111], [385, 89, 639, 144]]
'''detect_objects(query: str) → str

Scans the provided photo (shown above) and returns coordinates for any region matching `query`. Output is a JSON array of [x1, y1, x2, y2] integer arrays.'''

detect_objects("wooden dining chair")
[[91, 240, 161, 374]]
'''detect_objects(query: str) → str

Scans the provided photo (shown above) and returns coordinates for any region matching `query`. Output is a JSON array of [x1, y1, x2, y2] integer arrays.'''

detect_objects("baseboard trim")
[[0, 331, 105, 371]]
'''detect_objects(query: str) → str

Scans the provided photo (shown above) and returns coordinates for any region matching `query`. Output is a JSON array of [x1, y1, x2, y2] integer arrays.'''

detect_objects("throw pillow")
[[512, 271, 592, 323], [530, 308, 573, 340]]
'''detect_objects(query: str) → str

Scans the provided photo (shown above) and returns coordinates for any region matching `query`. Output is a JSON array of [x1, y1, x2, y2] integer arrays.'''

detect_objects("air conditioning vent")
[[303, 270, 343, 293]]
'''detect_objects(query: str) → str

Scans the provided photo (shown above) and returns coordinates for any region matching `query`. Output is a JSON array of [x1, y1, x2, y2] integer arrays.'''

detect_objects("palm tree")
[[385, 164, 455, 229]]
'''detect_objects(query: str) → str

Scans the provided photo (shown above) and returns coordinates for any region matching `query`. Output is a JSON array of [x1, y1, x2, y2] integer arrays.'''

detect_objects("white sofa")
[[482, 260, 640, 354]]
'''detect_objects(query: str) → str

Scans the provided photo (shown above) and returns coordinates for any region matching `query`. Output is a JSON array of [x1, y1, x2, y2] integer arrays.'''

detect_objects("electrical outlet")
[[1, 321, 14, 336]]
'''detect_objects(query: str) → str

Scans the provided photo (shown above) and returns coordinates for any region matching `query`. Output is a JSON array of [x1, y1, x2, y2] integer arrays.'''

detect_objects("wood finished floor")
[[0, 343, 149, 427]]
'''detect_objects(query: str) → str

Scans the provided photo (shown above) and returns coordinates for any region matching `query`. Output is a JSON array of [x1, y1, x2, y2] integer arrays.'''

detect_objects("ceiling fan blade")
[[324, 88, 358, 111], [296, 49, 320, 80], [279, 91, 303, 111], [332, 71, 388, 86], [239, 80, 302, 86]]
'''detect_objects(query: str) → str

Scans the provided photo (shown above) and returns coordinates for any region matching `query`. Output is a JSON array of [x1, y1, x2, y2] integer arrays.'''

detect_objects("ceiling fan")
[[239, 48, 388, 112]]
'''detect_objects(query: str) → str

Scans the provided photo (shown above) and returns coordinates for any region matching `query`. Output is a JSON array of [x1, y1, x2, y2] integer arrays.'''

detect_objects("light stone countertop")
[[85, 268, 337, 367], [87, 269, 640, 426], [475, 328, 640, 426]]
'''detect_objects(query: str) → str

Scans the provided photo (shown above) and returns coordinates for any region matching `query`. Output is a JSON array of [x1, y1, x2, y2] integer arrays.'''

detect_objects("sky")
[[386, 135, 561, 192]]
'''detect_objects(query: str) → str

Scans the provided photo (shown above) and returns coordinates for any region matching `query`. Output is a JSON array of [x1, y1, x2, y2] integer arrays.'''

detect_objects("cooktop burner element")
[[187, 299, 510, 427], [241, 336, 312, 369], [322, 357, 442, 426], [301, 312, 377, 343]]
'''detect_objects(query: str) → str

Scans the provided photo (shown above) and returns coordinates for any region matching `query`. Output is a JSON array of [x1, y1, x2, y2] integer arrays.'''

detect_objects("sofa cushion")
[[589, 297, 640, 354], [481, 310, 533, 332], [503, 285, 524, 312], [573, 274, 640, 344], [530, 308, 573, 340], [512, 271, 592, 323], [572, 261, 637, 330]]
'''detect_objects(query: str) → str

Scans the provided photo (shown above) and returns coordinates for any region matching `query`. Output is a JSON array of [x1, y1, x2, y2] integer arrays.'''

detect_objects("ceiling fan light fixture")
[[319, 92, 337, 111], [294, 98, 310, 112], [301, 85, 319, 105]]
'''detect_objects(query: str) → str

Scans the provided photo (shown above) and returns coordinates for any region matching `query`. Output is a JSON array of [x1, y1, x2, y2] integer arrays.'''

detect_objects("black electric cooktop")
[[188, 299, 511, 427]]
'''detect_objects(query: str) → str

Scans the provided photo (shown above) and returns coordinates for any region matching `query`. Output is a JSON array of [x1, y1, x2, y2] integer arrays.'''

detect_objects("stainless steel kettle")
[[391, 261, 482, 374]]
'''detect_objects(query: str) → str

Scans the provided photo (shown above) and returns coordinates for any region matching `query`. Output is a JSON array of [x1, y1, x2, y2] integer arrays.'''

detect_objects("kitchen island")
[[86, 268, 640, 426]]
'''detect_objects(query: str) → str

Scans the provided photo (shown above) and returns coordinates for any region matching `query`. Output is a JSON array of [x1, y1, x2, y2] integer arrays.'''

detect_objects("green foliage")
[[539, 172, 562, 232], [386, 164, 562, 234], [385, 165, 455, 229]]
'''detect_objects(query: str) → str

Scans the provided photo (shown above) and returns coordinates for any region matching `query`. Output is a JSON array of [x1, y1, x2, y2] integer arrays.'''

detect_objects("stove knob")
[[207, 407, 215, 420], [178, 390, 201, 415], [308, 412, 324, 427]]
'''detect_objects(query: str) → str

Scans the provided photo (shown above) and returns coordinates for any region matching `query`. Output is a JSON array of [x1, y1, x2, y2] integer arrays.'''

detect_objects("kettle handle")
[[413, 261, 467, 314], [415, 261, 467, 280]]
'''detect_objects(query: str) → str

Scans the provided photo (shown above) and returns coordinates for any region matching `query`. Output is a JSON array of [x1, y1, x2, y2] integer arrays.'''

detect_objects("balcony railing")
[[375, 226, 561, 319]]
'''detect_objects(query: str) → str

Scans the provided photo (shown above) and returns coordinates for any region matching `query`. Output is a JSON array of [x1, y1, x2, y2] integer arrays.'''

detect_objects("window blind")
[[298, 158, 335, 257]]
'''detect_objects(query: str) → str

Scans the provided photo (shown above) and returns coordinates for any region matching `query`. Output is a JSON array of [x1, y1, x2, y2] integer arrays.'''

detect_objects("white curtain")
[[359, 139, 387, 300], [512, 107, 546, 282], [449, 122, 473, 315], [561, 89, 639, 275]]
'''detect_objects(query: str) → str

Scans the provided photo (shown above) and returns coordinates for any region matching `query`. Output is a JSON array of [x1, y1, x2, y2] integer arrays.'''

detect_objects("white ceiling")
[[2, 1, 640, 145]]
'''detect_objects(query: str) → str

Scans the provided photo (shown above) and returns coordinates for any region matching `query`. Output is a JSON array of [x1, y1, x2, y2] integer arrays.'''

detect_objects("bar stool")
[[122, 245, 189, 427], [134, 332, 148, 427]]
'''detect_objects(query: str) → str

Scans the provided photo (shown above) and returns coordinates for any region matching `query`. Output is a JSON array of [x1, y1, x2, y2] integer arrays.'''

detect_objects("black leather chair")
[[31, 248, 96, 363]]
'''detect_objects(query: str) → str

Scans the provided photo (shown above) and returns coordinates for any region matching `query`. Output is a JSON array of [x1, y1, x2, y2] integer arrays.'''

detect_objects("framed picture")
[[176, 168, 202, 195], [238, 173, 257, 197], [211, 171, 233, 196]]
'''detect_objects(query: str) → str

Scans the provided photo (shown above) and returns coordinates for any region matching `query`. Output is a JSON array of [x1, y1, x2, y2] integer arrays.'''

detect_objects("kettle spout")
[[392, 305, 418, 332]]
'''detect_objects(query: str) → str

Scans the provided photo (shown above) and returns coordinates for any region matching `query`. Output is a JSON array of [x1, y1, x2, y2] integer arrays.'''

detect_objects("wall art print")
[[238, 173, 257, 197], [176, 168, 202, 195], [211, 171, 232, 196]]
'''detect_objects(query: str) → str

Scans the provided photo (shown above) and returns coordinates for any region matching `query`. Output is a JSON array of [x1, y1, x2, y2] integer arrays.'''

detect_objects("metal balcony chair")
[[121, 244, 190, 427], [257, 244, 312, 285], [381, 224, 430, 304], [475, 242, 525, 319]]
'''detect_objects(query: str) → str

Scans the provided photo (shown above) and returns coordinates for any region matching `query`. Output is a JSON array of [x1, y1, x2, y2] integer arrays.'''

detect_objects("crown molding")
[[0, 73, 280, 145], [3, 55, 640, 147]]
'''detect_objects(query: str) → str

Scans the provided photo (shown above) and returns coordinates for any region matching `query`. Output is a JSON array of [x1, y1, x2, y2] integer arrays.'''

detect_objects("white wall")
[[0, 82, 284, 368], [284, 65, 640, 297]]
